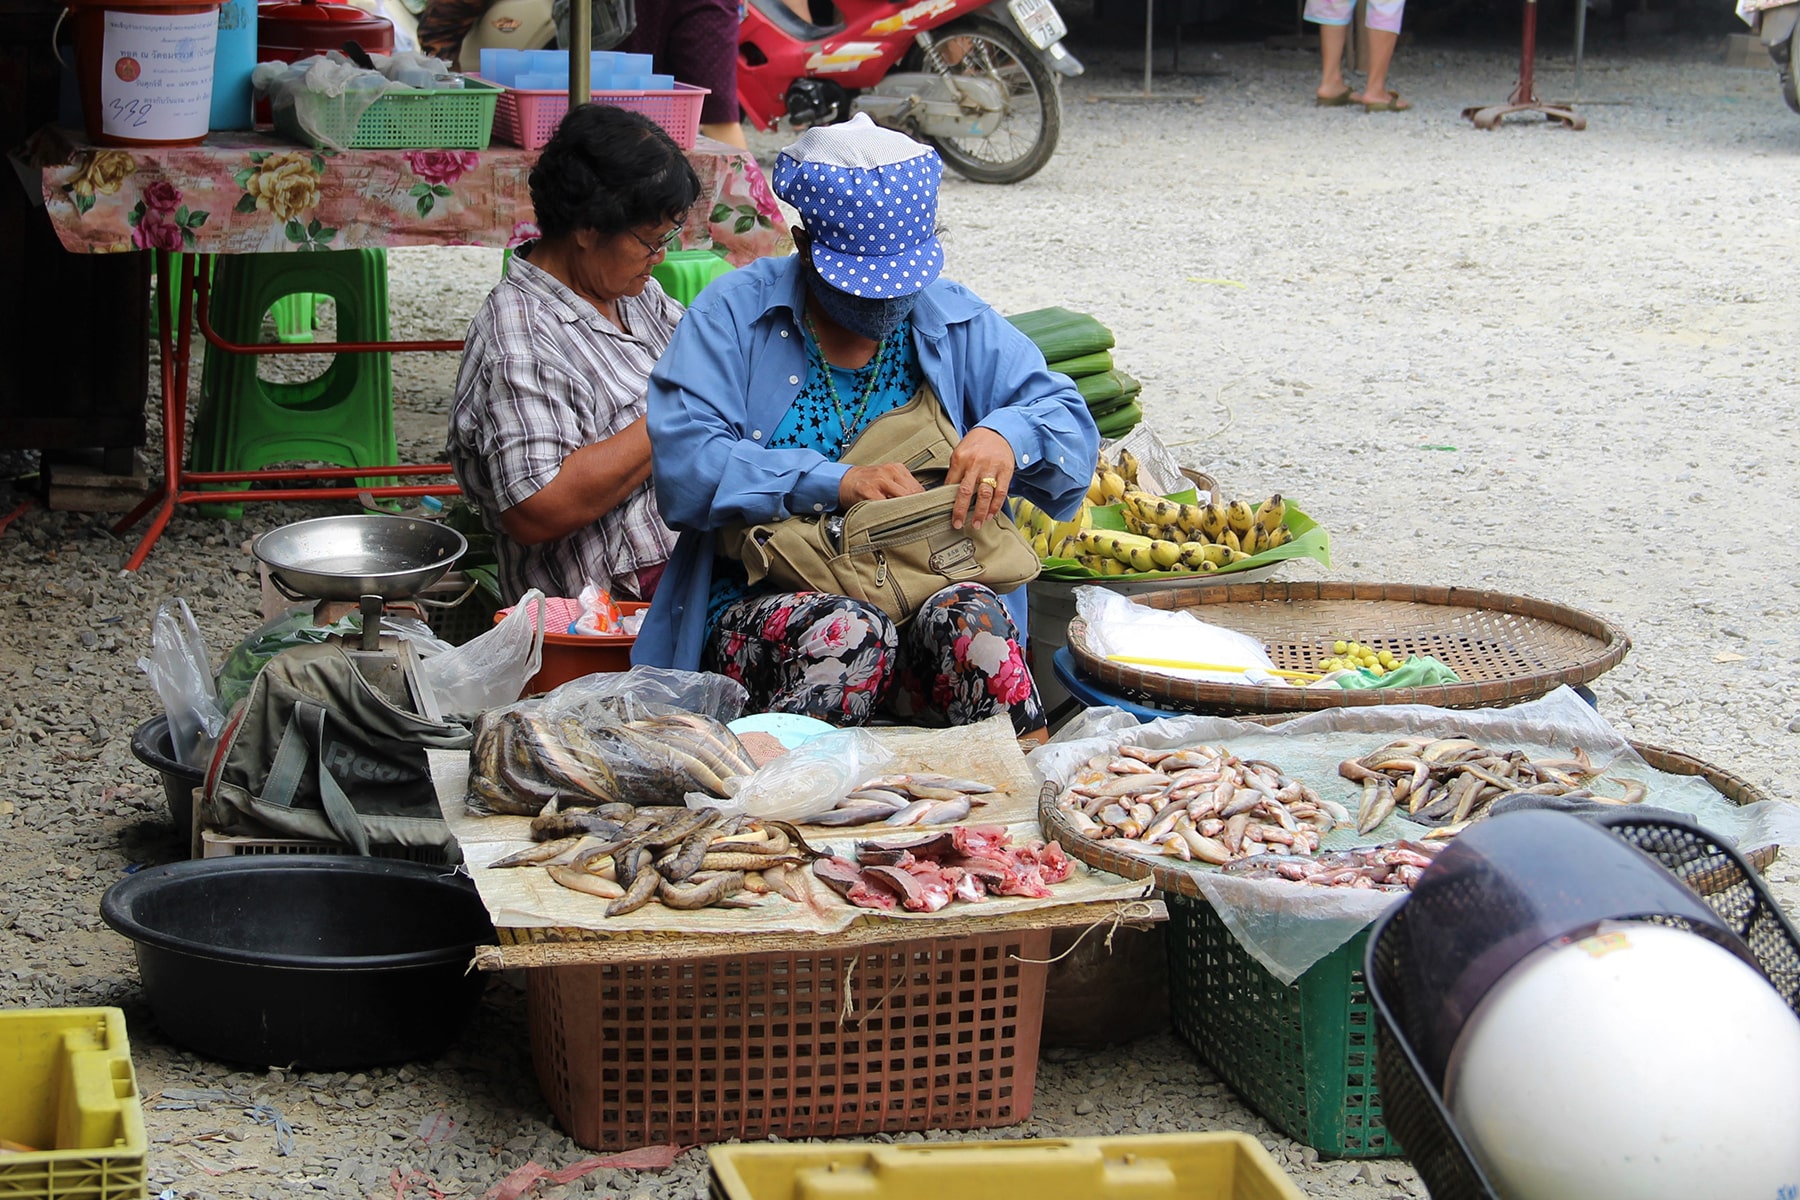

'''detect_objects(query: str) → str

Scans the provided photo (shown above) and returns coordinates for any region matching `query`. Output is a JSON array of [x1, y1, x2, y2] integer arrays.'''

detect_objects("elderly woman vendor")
[[447, 106, 700, 604], [633, 116, 1098, 738]]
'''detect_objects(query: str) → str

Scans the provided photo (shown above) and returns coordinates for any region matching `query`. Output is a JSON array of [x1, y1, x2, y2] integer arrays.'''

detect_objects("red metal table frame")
[[114, 250, 466, 571], [32, 129, 791, 569]]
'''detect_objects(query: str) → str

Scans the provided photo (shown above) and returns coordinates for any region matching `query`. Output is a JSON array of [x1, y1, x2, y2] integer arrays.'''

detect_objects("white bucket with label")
[[63, 0, 223, 146]]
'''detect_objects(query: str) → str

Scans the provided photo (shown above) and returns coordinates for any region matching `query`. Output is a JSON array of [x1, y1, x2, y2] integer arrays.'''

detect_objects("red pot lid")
[[259, 0, 394, 43]]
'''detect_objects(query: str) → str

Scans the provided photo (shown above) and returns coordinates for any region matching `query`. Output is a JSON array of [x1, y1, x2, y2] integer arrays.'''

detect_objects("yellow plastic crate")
[[708, 1134, 1306, 1200], [0, 1008, 146, 1200]]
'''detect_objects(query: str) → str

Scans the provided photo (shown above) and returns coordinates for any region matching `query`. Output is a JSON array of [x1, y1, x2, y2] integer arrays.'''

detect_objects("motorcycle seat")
[[746, 0, 846, 40]]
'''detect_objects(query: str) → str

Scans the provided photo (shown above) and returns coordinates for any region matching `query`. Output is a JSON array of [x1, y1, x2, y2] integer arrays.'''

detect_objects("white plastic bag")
[[136, 598, 226, 770], [698, 727, 895, 821], [417, 588, 546, 719], [1074, 585, 1279, 683]]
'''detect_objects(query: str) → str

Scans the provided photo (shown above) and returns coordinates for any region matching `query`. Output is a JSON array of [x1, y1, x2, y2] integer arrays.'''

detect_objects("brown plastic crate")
[[527, 930, 1050, 1151]]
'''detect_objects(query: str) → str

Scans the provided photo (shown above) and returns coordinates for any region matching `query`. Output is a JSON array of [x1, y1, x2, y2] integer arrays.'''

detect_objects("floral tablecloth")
[[33, 129, 789, 264]]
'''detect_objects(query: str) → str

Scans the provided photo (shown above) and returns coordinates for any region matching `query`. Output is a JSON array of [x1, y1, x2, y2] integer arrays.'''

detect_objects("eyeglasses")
[[628, 224, 683, 258]]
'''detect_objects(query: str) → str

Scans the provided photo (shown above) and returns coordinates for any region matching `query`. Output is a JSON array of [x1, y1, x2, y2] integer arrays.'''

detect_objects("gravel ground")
[[3, 20, 1798, 1200]]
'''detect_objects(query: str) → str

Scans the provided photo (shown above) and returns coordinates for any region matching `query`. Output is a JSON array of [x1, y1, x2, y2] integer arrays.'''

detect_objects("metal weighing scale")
[[251, 514, 469, 720]]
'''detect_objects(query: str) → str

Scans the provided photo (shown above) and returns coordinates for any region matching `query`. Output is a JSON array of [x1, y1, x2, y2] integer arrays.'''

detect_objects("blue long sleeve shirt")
[[633, 253, 1100, 673]]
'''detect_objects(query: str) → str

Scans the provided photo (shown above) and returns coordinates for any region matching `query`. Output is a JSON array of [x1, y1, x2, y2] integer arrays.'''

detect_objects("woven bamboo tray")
[[1040, 739, 1778, 901], [1067, 582, 1629, 716]]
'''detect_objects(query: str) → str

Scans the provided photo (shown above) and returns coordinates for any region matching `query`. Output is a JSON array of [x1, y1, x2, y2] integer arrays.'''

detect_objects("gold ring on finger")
[[979, 476, 999, 490]]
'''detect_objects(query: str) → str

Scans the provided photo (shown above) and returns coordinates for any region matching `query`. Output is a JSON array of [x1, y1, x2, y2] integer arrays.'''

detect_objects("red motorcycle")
[[737, 0, 1082, 183]]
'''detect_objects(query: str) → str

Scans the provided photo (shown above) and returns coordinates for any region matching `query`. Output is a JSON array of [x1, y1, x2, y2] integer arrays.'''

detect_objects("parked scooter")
[[385, 0, 1081, 183], [737, 0, 1082, 183], [1740, 0, 1799, 112]]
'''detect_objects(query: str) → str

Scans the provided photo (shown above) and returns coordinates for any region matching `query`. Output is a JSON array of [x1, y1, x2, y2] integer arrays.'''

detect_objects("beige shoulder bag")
[[717, 385, 1041, 624]]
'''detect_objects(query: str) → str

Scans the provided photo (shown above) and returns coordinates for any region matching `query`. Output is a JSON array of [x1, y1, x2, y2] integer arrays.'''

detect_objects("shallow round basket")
[[1067, 581, 1630, 716], [1041, 738, 1777, 901]]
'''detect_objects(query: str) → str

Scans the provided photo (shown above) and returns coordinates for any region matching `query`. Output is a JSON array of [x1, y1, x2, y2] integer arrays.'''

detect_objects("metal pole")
[[570, 0, 591, 112], [1144, 0, 1154, 95], [1573, 0, 1587, 93]]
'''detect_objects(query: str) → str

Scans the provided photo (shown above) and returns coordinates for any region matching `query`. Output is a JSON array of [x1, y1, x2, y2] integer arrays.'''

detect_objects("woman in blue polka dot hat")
[[634, 115, 1098, 741]]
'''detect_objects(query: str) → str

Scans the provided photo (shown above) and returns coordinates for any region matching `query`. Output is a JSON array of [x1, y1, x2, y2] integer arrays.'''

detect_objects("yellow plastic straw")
[[1105, 654, 1325, 682]]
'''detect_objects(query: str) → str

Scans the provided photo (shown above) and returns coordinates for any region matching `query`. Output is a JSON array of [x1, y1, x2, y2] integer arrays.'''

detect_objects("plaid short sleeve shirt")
[[447, 249, 682, 603]]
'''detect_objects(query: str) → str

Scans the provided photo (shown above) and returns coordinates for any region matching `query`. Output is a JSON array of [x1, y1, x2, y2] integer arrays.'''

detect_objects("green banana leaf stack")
[[1007, 306, 1143, 439]]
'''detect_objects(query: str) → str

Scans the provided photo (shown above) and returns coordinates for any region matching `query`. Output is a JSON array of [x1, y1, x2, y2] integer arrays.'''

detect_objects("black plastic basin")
[[130, 714, 202, 834], [101, 856, 496, 1069]]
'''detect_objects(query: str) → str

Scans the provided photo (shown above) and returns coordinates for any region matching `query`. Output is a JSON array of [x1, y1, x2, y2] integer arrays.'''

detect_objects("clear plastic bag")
[[136, 598, 226, 771], [418, 588, 546, 721], [701, 727, 895, 821], [465, 666, 754, 816], [538, 665, 748, 725]]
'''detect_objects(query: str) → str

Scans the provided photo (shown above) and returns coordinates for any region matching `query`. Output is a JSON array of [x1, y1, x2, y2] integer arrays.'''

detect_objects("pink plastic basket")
[[480, 79, 709, 150]]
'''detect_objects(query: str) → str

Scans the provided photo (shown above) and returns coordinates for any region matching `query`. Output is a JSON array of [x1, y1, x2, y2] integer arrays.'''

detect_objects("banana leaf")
[[1007, 306, 1116, 360], [1086, 388, 1143, 419], [1038, 498, 1332, 582], [1047, 349, 1114, 377], [1094, 399, 1144, 439], [1076, 369, 1141, 406]]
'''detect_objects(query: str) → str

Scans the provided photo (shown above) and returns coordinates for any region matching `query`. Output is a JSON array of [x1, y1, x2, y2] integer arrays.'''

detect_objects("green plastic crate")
[[275, 78, 501, 149], [1166, 894, 1395, 1158]]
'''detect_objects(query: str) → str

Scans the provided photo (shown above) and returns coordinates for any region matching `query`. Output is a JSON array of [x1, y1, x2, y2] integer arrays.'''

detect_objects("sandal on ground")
[[1358, 91, 1411, 112], [1315, 88, 1354, 107]]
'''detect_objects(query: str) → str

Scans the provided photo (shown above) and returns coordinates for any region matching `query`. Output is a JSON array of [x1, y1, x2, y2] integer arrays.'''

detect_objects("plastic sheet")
[[136, 598, 225, 771], [1028, 687, 1800, 984]]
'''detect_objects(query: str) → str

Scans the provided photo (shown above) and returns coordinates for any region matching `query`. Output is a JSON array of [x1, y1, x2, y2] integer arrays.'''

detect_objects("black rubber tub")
[[130, 714, 202, 834], [101, 856, 496, 1069]]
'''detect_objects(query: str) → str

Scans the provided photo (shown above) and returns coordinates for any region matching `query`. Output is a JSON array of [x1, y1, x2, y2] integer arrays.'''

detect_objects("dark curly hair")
[[528, 106, 701, 241]]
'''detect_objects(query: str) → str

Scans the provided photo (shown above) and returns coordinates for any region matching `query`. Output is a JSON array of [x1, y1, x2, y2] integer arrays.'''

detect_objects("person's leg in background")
[[1352, 0, 1408, 109], [627, 0, 750, 146], [1304, 0, 1354, 104]]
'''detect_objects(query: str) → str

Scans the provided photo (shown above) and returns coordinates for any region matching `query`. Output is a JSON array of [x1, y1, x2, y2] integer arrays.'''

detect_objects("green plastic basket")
[[1166, 894, 1395, 1159], [275, 78, 501, 149]]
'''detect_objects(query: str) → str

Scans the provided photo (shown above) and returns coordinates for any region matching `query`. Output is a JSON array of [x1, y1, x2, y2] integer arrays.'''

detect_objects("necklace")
[[803, 309, 889, 454]]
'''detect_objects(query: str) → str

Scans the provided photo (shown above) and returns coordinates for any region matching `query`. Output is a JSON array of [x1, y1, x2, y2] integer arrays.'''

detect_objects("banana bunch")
[[1066, 490, 1290, 577], [1012, 496, 1093, 561], [1084, 447, 1143, 507], [1118, 488, 1291, 552]]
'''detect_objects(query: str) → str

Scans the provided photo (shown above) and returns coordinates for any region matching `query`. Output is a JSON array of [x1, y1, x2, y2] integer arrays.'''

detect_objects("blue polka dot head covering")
[[772, 114, 944, 300]]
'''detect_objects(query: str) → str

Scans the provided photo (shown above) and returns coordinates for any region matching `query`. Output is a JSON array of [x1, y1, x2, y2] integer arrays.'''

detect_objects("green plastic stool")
[[192, 249, 396, 518], [652, 249, 733, 306], [150, 252, 321, 342]]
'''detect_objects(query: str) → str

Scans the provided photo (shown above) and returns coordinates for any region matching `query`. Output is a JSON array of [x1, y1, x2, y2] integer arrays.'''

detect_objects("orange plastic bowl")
[[494, 598, 648, 695]]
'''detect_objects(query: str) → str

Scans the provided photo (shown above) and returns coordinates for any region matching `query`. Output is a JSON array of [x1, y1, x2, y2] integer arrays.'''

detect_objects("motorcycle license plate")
[[1007, 0, 1067, 49]]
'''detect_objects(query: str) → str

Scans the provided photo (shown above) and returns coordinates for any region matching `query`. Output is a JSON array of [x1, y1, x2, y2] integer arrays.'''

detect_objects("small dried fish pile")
[[467, 704, 756, 816], [1053, 743, 1350, 865], [1221, 840, 1444, 891], [1341, 737, 1641, 837], [490, 803, 827, 915], [811, 825, 1074, 912], [808, 773, 999, 827]]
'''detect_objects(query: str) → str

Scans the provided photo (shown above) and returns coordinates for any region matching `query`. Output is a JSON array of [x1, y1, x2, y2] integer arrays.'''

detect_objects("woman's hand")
[[839, 462, 926, 507], [945, 427, 1016, 530]]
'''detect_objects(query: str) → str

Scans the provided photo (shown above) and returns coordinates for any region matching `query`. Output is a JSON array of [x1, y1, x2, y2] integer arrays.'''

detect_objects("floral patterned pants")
[[702, 585, 1045, 736]]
